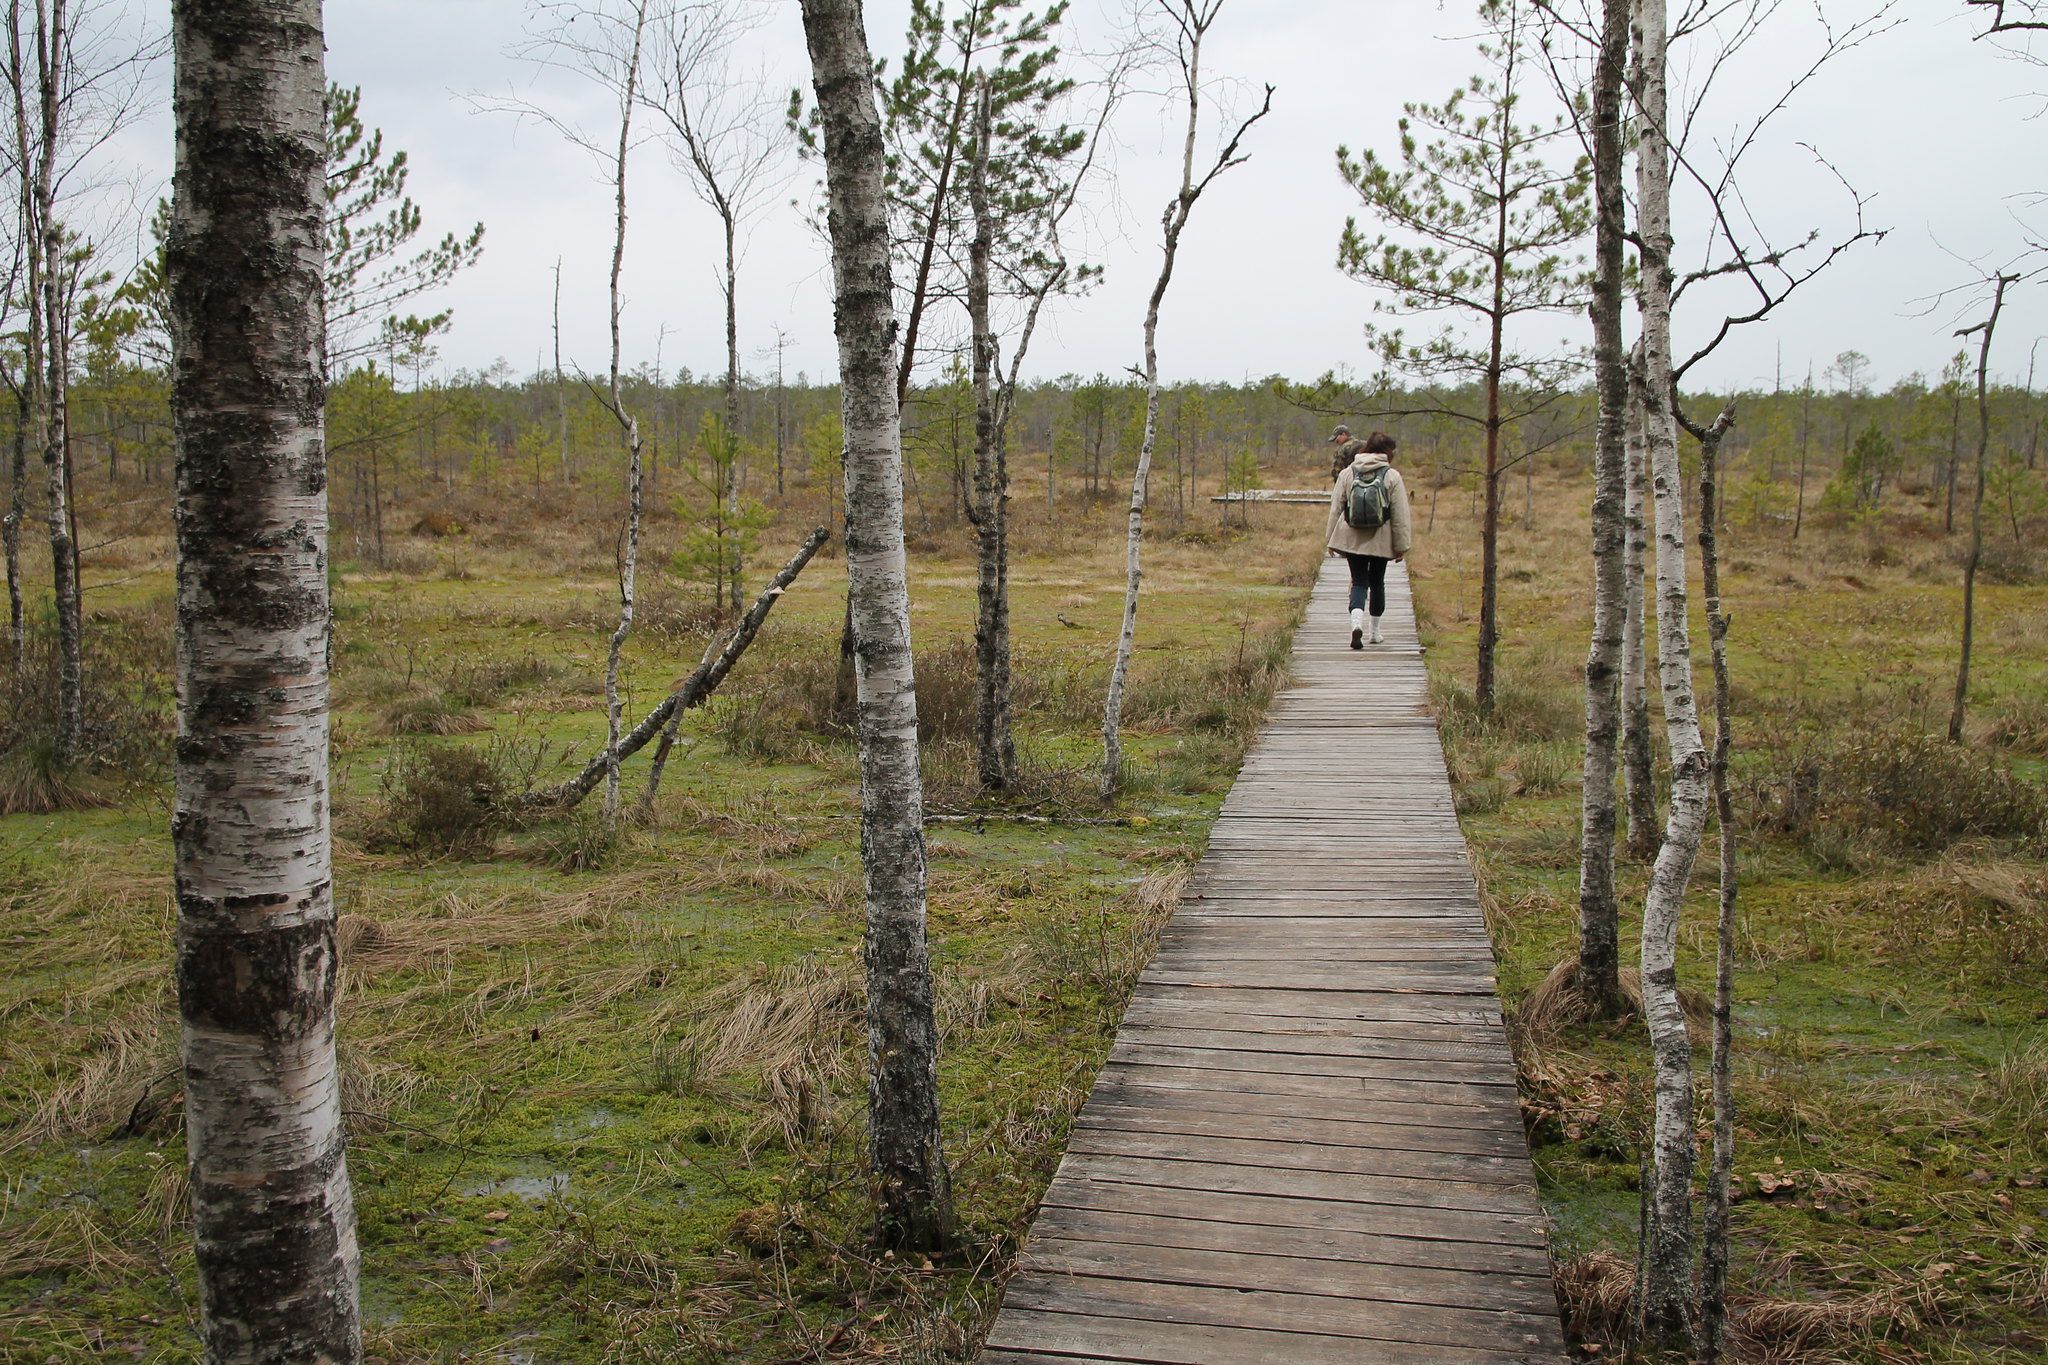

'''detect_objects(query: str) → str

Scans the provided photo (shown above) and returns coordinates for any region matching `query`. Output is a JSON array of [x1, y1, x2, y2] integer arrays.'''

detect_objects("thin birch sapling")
[[1101, 0, 1271, 801], [1690, 397, 1739, 1365], [799, 0, 954, 1252], [1627, 2, 1704, 1347], [597, 3, 650, 838], [487, 0, 656, 839], [168, 0, 362, 1353], [644, 0, 790, 612], [1950, 270, 2023, 743]]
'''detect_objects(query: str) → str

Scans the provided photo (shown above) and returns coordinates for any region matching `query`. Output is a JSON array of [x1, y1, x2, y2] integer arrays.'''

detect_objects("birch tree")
[[1949, 270, 2022, 743], [1100, 0, 1270, 800], [169, 0, 361, 1354], [1694, 399, 1739, 1365], [1338, 0, 1589, 715], [799, 0, 952, 1251], [1613, 0, 1889, 1343], [644, 0, 788, 612], [2, 0, 156, 768], [595, 5, 649, 837], [1627, 4, 1703, 1346], [491, 0, 653, 838]]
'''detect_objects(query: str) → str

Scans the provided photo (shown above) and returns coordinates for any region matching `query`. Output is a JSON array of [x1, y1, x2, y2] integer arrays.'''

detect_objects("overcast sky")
[[102, 1, 2048, 392]]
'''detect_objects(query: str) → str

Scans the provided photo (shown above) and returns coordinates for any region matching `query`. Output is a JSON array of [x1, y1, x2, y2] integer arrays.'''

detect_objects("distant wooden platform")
[[981, 558, 1565, 1363], [1209, 489, 1331, 505]]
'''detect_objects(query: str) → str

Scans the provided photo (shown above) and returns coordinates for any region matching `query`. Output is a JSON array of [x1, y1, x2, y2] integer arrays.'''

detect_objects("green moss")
[[1, 512, 1323, 1360]]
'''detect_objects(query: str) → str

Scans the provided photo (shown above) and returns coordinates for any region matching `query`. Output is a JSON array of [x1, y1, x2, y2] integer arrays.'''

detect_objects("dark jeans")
[[1341, 552, 1389, 617]]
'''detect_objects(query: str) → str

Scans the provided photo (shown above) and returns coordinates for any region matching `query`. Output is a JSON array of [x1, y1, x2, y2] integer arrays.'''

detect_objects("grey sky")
[[109, 2, 2048, 392]]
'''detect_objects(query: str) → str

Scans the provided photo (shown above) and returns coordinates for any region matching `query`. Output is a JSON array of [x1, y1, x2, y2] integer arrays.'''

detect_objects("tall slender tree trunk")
[[1630, 1, 1705, 1349], [1476, 103, 1512, 717], [722, 213, 743, 614], [800, 0, 951, 1252], [1575, 0, 1631, 1020], [34, 0, 80, 765], [554, 257, 568, 485], [1102, 7, 1266, 800], [1945, 389, 1961, 534], [600, 1, 649, 836], [4, 385, 23, 661], [1621, 350, 1657, 859], [7, 1, 39, 671], [1950, 276, 2011, 744], [1793, 369, 1811, 541], [1694, 409, 1739, 1365], [169, 0, 361, 1354], [967, 77, 1014, 793]]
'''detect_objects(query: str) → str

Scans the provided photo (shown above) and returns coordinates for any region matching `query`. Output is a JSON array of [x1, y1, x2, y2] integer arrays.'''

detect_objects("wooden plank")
[[1000, 1277, 1561, 1356], [985, 557, 1564, 1361], [985, 1308, 1543, 1365], [1020, 1237, 1559, 1330]]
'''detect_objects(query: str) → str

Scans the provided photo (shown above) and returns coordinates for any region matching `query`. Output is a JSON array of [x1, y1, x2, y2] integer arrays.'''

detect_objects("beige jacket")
[[1326, 454, 1413, 558]]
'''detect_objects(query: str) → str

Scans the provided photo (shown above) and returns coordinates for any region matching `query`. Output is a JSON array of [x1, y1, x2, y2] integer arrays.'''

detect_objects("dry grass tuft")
[[1516, 956, 1710, 1036], [1554, 1250, 1634, 1344]]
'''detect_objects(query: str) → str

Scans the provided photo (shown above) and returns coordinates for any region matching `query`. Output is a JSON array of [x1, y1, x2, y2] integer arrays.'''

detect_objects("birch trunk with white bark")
[[4, 376, 24, 663], [6, 3, 38, 669], [1694, 406, 1738, 1365], [1101, 5, 1267, 801], [1575, 0, 1631, 1019], [169, 1, 361, 1354], [600, 1, 649, 837], [1631, 0, 1706, 1348], [36, 0, 80, 767], [1621, 345, 1658, 860], [800, 0, 951, 1251]]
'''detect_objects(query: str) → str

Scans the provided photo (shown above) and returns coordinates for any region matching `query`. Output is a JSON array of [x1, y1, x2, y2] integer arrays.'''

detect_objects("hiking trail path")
[[981, 557, 1567, 1363]]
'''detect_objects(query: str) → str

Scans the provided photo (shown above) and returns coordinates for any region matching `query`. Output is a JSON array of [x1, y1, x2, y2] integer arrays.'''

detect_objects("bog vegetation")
[[4, 0, 2048, 1361]]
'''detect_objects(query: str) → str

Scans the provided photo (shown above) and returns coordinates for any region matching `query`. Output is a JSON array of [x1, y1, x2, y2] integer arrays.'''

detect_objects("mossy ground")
[[1412, 465, 2048, 1363], [0, 477, 1320, 1360]]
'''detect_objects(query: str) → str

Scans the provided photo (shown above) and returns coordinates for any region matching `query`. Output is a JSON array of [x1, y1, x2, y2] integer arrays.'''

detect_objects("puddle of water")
[[462, 1170, 570, 1201], [547, 1105, 621, 1142]]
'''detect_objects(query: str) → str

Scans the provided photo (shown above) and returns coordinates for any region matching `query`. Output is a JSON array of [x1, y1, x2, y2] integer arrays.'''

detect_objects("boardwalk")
[[982, 558, 1566, 1364]]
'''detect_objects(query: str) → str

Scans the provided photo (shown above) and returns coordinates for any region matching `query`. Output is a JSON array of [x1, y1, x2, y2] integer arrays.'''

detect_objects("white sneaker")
[[1370, 619, 1384, 644]]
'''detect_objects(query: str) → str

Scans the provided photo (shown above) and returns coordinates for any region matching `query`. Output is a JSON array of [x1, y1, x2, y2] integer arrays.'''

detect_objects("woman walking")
[[1326, 432, 1413, 649]]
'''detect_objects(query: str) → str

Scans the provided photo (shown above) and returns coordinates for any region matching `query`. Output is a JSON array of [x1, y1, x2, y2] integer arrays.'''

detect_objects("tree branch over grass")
[[524, 526, 832, 813]]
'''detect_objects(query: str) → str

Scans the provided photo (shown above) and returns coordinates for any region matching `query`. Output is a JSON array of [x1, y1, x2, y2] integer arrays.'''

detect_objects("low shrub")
[[368, 743, 510, 855], [1742, 726, 2047, 856], [0, 607, 174, 814], [1431, 671, 1578, 747]]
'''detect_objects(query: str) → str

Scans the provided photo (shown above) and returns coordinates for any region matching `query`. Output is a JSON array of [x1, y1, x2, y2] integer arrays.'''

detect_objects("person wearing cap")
[[1328, 424, 1362, 481]]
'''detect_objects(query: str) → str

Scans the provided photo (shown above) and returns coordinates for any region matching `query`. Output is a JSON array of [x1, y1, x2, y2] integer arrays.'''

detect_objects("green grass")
[[1416, 473, 2048, 1362], [0, 491, 1320, 1360]]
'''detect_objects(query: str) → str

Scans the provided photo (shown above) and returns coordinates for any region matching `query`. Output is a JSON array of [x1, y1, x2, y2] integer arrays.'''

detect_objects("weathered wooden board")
[[980, 559, 1564, 1362]]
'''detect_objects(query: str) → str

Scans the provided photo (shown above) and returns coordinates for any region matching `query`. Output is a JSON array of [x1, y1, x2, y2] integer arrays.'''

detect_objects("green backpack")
[[1344, 463, 1392, 532]]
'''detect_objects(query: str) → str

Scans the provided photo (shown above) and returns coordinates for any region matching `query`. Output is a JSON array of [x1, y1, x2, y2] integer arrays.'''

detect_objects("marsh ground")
[[4, 450, 2045, 1362], [0, 472, 1323, 1360], [1410, 462, 2048, 1363]]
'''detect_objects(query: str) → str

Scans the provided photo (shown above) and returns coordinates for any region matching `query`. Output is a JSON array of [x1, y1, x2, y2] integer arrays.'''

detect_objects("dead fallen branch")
[[521, 526, 829, 812]]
